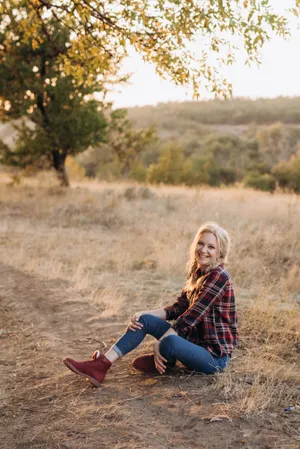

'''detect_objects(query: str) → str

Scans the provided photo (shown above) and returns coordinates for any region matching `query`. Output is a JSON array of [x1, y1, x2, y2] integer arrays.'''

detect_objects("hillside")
[[2, 97, 300, 192], [127, 97, 300, 135]]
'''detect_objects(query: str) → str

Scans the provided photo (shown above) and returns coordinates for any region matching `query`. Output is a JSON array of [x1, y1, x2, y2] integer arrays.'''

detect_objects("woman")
[[63, 222, 238, 387]]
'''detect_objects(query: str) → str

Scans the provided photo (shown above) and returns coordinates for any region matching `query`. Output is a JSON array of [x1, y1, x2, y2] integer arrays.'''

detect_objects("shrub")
[[128, 161, 148, 183], [182, 157, 210, 186], [147, 144, 186, 184], [272, 153, 300, 193], [187, 156, 237, 187], [66, 156, 85, 181], [243, 172, 276, 192]]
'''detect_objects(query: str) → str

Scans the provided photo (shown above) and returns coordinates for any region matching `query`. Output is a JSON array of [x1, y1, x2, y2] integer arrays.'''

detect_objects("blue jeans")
[[113, 314, 230, 375]]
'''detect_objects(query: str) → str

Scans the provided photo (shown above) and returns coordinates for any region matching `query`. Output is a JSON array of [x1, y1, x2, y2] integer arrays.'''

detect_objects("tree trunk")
[[121, 159, 131, 177], [52, 151, 69, 187], [37, 57, 69, 187]]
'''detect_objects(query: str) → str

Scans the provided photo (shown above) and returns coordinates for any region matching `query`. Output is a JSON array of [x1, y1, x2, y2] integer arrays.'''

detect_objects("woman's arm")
[[173, 271, 229, 333], [130, 290, 190, 332], [153, 327, 178, 374], [127, 308, 167, 331], [164, 290, 190, 321], [147, 309, 167, 320]]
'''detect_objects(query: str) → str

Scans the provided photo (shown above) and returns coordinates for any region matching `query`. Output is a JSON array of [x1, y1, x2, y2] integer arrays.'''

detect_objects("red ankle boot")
[[132, 354, 175, 374], [63, 354, 111, 387], [133, 354, 157, 373]]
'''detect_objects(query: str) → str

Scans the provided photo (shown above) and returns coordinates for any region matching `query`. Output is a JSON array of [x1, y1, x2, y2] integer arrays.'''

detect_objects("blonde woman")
[[63, 222, 238, 386]]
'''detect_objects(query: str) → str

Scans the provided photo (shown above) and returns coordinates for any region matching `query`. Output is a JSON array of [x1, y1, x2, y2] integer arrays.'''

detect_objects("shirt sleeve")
[[164, 290, 190, 321], [172, 271, 228, 334]]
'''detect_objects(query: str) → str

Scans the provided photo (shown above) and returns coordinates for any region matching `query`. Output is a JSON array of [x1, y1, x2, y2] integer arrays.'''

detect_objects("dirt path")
[[1, 261, 300, 449]]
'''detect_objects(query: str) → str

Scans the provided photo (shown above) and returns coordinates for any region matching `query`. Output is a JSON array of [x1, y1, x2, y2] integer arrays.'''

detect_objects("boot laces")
[[92, 350, 101, 360]]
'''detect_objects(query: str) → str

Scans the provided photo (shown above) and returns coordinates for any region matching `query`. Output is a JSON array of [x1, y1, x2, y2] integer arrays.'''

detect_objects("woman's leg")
[[110, 314, 171, 358], [159, 335, 230, 374], [63, 314, 171, 386]]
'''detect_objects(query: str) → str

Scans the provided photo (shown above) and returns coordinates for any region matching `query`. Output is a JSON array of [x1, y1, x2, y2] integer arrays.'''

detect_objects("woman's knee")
[[138, 313, 163, 332], [159, 334, 179, 352], [138, 313, 154, 326]]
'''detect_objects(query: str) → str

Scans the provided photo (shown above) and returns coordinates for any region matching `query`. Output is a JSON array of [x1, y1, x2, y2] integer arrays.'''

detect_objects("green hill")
[[127, 97, 300, 134]]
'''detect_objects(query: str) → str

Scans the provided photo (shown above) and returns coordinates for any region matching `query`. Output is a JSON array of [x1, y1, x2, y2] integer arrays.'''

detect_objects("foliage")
[[78, 108, 157, 179], [128, 97, 300, 128], [243, 172, 276, 192], [199, 134, 258, 177], [0, 0, 293, 99], [0, 17, 109, 185], [128, 161, 148, 183], [105, 109, 157, 177], [147, 144, 188, 185], [272, 153, 300, 193], [256, 122, 300, 168], [85, 115, 300, 193], [125, 98, 300, 193], [65, 156, 85, 181], [142, 143, 238, 187], [183, 156, 210, 186]]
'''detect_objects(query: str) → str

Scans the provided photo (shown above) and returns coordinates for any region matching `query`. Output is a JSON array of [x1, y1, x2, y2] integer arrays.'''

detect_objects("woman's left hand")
[[153, 341, 168, 374]]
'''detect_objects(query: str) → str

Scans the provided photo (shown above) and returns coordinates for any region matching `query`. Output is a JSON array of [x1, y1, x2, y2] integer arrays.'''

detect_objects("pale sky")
[[108, 0, 300, 108]]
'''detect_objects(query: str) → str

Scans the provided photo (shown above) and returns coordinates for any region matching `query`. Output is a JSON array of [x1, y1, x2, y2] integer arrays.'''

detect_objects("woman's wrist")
[[150, 309, 167, 320]]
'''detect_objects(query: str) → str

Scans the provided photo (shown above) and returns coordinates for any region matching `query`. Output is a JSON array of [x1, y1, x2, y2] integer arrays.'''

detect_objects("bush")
[[128, 161, 148, 183], [147, 144, 186, 184], [66, 156, 85, 181], [187, 156, 237, 187], [182, 157, 210, 186], [207, 165, 237, 186], [243, 172, 276, 192], [272, 153, 300, 193]]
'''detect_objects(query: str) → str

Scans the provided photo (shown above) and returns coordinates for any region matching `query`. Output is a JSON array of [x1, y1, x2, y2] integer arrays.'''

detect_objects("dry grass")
[[1, 176, 300, 441], [212, 288, 300, 415]]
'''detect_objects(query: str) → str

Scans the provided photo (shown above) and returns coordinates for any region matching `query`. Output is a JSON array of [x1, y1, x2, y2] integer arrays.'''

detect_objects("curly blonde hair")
[[185, 222, 230, 292]]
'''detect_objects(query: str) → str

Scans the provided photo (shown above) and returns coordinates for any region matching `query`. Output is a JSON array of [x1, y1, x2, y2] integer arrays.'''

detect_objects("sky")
[[107, 0, 300, 108]]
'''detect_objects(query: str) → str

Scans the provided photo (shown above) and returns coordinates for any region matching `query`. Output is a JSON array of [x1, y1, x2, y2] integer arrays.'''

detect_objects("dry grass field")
[[1, 175, 300, 449]]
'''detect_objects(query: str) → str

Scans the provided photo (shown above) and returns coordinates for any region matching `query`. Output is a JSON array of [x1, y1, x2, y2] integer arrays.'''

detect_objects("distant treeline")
[[128, 97, 300, 129], [76, 97, 300, 193], [78, 113, 300, 193]]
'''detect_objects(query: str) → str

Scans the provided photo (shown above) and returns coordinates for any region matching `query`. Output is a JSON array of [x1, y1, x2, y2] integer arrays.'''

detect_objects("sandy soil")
[[1, 260, 299, 449]]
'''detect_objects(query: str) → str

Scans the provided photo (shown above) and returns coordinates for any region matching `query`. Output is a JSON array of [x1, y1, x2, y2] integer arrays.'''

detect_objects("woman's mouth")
[[198, 254, 209, 259]]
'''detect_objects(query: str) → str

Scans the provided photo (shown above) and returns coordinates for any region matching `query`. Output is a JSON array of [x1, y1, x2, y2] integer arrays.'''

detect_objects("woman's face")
[[195, 232, 219, 269]]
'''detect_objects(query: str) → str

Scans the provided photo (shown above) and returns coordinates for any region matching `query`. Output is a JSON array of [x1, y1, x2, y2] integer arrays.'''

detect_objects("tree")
[[1, 2, 298, 185], [0, 19, 115, 185], [106, 109, 157, 177], [78, 108, 157, 179], [0, 1, 294, 100]]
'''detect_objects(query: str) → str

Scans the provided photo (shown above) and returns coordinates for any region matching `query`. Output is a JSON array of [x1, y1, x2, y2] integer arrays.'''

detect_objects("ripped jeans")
[[113, 314, 230, 374]]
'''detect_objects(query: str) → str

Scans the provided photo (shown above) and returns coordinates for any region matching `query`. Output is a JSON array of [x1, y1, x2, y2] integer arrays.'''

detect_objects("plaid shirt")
[[164, 264, 238, 357]]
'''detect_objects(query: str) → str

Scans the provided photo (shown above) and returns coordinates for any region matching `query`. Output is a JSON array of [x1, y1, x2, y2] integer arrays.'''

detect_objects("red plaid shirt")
[[164, 264, 238, 357]]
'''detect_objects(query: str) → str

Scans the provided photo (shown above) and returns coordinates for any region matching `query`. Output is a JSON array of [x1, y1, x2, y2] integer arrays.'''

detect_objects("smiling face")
[[195, 232, 219, 269]]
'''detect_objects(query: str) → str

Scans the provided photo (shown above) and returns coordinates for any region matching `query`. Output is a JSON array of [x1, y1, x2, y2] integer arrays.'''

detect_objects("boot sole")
[[63, 359, 102, 388]]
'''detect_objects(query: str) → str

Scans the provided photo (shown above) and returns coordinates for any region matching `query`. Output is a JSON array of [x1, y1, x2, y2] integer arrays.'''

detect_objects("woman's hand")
[[153, 341, 167, 374], [126, 311, 146, 332]]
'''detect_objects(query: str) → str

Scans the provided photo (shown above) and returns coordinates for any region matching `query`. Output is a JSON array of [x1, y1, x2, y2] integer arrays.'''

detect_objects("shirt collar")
[[196, 263, 224, 277]]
